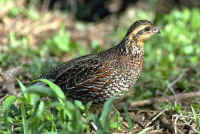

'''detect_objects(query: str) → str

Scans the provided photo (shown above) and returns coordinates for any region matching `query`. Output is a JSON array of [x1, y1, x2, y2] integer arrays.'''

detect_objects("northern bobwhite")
[[40, 20, 160, 104]]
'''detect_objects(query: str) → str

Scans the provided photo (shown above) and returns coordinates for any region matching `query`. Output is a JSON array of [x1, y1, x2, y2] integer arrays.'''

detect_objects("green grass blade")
[[123, 106, 134, 133], [191, 106, 200, 132], [21, 102, 28, 134], [17, 80, 28, 99], [99, 97, 115, 125], [26, 85, 55, 97], [34, 79, 66, 101], [2, 95, 17, 114]]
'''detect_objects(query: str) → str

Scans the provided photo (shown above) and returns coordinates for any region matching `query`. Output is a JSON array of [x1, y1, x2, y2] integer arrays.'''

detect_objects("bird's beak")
[[152, 27, 160, 34]]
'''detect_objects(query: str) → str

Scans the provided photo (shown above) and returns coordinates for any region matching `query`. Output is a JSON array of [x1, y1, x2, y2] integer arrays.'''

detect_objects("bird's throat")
[[137, 39, 144, 46]]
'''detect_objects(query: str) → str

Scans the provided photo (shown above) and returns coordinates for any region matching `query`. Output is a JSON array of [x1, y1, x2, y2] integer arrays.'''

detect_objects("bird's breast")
[[102, 54, 144, 98]]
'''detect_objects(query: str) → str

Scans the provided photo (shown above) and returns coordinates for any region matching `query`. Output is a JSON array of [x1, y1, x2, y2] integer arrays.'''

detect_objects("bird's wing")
[[41, 54, 114, 91]]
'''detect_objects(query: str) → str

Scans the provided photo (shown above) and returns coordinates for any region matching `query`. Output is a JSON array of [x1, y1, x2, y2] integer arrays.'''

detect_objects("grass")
[[0, 80, 122, 134]]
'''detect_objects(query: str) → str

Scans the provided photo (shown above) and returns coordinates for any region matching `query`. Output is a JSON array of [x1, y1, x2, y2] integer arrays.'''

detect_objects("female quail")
[[40, 20, 160, 104]]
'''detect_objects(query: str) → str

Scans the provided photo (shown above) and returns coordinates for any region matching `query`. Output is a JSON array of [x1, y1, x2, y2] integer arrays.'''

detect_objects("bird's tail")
[[32, 81, 47, 87]]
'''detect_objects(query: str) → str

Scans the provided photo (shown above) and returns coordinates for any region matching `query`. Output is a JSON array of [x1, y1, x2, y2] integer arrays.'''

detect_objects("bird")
[[39, 20, 160, 105]]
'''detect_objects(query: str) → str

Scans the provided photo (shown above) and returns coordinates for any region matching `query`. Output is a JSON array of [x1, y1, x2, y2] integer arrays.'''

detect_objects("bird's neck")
[[119, 38, 144, 58], [99, 38, 144, 60]]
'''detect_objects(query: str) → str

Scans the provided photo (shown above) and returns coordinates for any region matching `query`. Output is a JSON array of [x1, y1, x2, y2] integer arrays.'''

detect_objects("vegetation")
[[0, 0, 200, 133]]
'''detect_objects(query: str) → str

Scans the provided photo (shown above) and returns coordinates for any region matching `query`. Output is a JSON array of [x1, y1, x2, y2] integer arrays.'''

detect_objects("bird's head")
[[126, 20, 160, 46]]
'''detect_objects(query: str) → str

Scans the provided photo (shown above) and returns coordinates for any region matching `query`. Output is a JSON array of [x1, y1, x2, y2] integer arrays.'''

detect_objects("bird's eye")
[[144, 27, 151, 32]]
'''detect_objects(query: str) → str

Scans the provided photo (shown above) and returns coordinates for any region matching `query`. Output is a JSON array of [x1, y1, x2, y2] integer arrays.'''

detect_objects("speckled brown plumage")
[[40, 20, 159, 104]]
